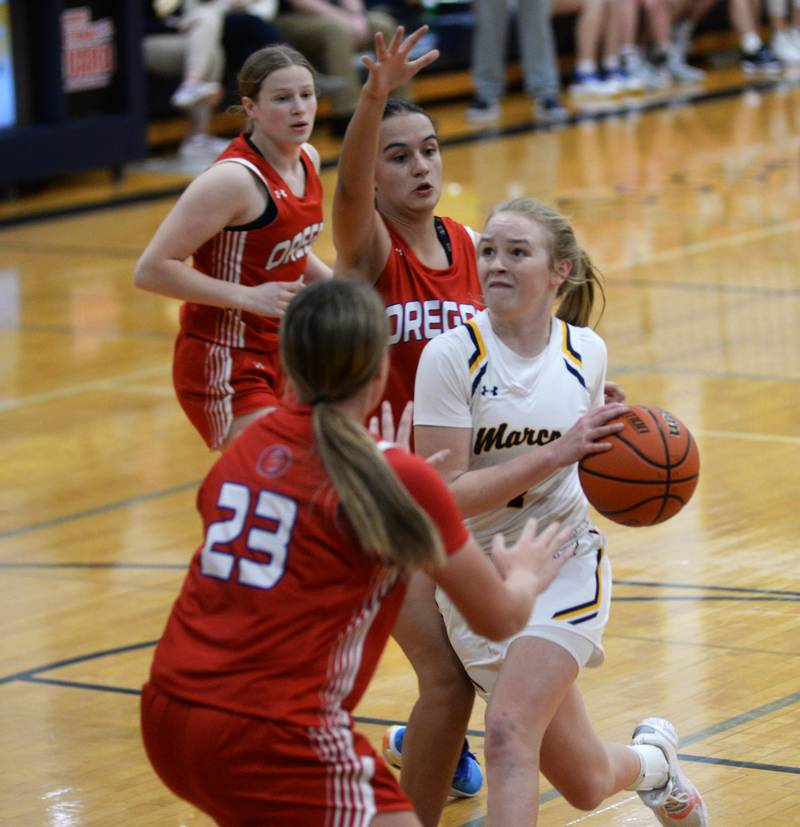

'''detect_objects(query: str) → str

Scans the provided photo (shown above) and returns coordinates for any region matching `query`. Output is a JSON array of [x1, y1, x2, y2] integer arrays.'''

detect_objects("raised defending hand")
[[246, 277, 305, 318], [369, 400, 413, 450], [362, 26, 440, 97], [491, 518, 575, 595], [551, 402, 629, 468]]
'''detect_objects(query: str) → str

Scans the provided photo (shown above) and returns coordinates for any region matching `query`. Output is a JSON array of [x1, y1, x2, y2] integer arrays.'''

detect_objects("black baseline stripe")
[[678, 753, 800, 774], [616, 579, 800, 597], [19, 675, 142, 696], [0, 639, 159, 685]]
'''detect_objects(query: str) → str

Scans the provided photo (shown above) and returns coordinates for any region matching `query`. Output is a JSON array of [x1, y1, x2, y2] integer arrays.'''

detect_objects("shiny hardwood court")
[[1, 73, 799, 826]]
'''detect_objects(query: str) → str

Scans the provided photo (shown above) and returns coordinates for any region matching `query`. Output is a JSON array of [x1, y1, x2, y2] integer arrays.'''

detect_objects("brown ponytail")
[[280, 280, 445, 572]]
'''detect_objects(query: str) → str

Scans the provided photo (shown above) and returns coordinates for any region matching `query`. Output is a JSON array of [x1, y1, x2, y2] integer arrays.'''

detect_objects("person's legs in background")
[[517, 0, 570, 121], [467, 0, 509, 122]]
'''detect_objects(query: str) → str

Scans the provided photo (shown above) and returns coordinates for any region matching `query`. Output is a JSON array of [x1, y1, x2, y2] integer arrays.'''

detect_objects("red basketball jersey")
[[181, 135, 324, 352], [149, 402, 468, 728], [374, 216, 483, 423]]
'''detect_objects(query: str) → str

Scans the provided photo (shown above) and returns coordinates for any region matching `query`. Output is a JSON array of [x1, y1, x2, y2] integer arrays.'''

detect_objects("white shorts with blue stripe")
[[437, 525, 612, 702]]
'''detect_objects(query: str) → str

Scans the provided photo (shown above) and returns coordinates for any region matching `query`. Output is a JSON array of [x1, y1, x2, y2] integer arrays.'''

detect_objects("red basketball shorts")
[[172, 332, 282, 450], [140, 683, 411, 827]]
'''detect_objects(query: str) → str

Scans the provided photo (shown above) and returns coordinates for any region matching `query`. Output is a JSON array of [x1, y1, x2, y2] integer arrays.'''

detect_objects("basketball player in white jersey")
[[413, 197, 708, 826]]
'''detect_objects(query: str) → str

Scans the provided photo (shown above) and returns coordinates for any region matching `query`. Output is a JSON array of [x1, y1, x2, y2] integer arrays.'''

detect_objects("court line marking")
[[7, 672, 800, 783], [2, 642, 797, 827], [0, 363, 172, 412], [616, 579, 800, 597], [0, 480, 200, 541], [0, 322, 174, 341], [609, 363, 800, 383], [3, 424, 799, 540], [604, 218, 800, 274]]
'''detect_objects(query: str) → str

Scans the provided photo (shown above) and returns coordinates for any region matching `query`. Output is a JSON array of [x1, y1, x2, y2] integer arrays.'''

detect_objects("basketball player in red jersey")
[[333, 27, 482, 429], [332, 29, 486, 823], [134, 45, 331, 451], [140, 279, 573, 827]]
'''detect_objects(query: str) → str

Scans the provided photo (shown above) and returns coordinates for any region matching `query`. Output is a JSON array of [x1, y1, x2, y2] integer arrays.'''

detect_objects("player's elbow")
[[133, 255, 158, 292]]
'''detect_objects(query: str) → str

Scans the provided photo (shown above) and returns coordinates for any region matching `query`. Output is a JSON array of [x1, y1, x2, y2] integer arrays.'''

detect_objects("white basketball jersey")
[[414, 309, 607, 554]]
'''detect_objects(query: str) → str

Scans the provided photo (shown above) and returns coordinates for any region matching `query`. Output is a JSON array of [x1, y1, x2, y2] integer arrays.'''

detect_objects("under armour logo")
[[481, 385, 499, 397], [273, 188, 288, 199]]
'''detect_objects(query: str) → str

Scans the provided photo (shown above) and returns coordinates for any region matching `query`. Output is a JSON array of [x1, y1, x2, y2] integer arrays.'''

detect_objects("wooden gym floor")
[[1, 66, 799, 826]]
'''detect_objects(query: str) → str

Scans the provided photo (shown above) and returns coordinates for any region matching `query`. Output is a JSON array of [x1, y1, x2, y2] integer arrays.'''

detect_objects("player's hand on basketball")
[[362, 27, 440, 96], [604, 380, 626, 404], [247, 277, 305, 318], [553, 402, 629, 466], [491, 518, 575, 594], [369, 400, 412, 450]]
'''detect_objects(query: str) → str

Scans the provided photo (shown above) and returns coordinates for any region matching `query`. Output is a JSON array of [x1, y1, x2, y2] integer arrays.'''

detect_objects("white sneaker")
[[171, 80, 223, 110], [466, 97, 500, 123], [569, 71, 621, 98], [772, 30, 800, 65], [632, 718, 709, 826], [667, 44, 706, 83], [179, 133, 229, 159]]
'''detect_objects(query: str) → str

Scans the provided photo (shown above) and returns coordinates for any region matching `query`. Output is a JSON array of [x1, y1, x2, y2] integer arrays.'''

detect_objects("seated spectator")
[[553, 0, 628, 99], [671, 0, 782, 73], [275, 0, 409, 135], [221, 1, 285, 95], [144, 0, 228, 157], [617, 0, 705, 90]]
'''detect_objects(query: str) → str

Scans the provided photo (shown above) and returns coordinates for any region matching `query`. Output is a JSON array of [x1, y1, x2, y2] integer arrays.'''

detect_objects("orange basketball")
[[578, 405, 700, 527]]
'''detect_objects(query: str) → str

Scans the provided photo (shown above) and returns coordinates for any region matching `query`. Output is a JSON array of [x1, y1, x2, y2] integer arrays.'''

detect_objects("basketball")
[[578, 405, 700, 527]]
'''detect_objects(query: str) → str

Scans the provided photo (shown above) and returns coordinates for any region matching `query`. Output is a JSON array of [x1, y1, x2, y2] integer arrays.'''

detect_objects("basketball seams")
[[645, 407, 671, 524], [577, 404, 700, 527], [578, 467, 699, 485]]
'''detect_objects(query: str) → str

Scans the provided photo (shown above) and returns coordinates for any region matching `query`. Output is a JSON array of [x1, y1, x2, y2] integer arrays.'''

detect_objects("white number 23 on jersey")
[[200, 482, 298, 590]]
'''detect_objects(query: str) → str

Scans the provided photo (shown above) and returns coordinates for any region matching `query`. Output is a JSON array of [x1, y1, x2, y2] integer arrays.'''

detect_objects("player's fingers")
[[368, 415, 380, 438], [409, 50, 440, 73], [386, 26, 404, 53], [380, 400, 395, 440], [399, 24, 428, 55], [373, 30, 387, 59], [425, 448, 450, 470], [395, 401, 413, 446], [517, 517, 539, 546]]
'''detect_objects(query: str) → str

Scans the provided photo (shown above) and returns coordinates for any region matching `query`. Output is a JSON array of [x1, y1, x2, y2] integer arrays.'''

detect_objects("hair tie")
[[311, 394, 334, 405]]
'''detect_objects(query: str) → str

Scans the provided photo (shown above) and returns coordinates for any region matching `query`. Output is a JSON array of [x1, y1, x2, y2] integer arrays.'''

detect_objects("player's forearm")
[[134, 258, 250, 311], [332, 88, 386, 258], [449, 446, 563, 517]]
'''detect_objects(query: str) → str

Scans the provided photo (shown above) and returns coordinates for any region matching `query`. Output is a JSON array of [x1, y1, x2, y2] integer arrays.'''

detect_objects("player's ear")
[[552, 258, 572, 287]]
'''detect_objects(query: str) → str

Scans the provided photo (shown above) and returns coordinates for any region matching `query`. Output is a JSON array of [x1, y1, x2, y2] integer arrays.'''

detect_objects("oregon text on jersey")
[[385, 300, 478, 345], [266, 222, 324, 270], [474, 422, 562, 454]]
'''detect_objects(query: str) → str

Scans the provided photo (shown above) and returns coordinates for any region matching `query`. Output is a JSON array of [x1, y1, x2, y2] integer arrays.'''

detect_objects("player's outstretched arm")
[[333, 26, 438, 281]]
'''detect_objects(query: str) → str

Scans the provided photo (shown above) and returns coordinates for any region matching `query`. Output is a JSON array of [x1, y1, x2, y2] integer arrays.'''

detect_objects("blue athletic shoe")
[[382, 724, 483, 798]]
